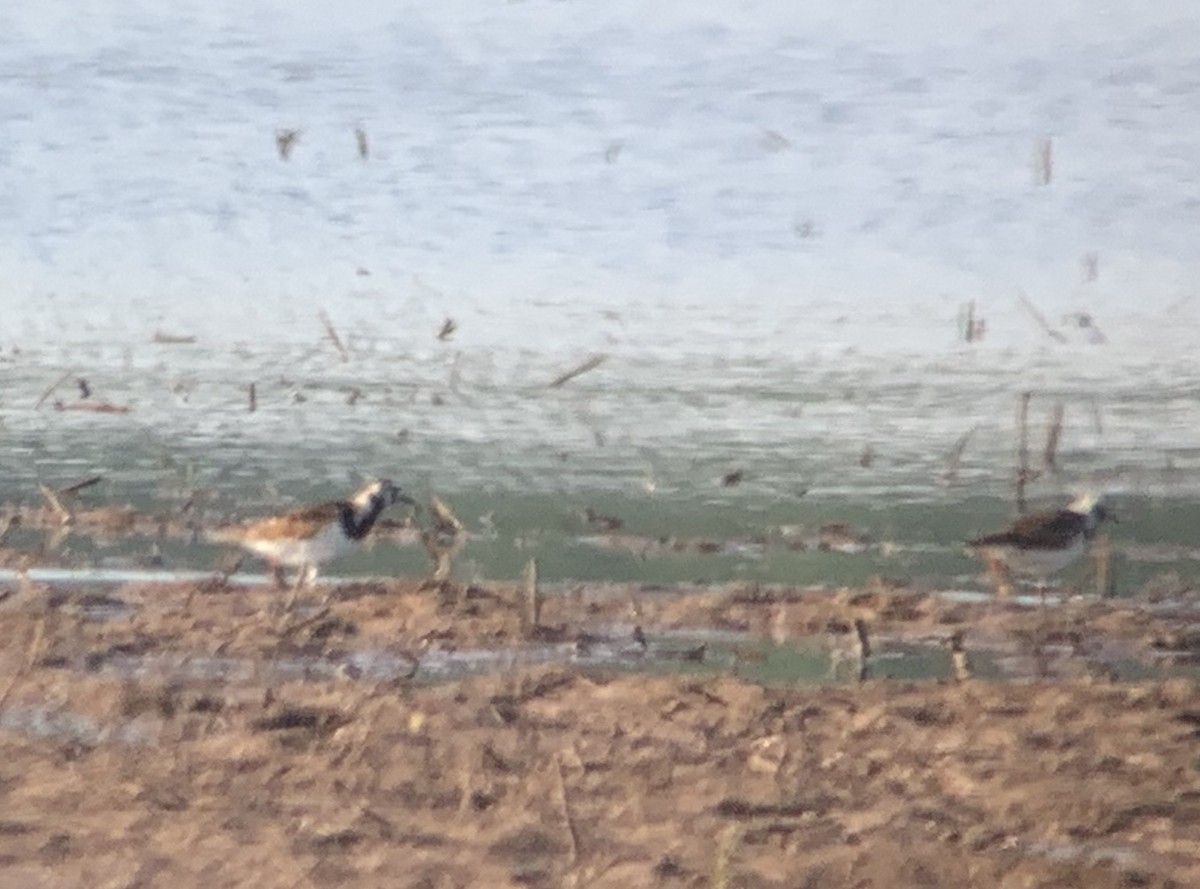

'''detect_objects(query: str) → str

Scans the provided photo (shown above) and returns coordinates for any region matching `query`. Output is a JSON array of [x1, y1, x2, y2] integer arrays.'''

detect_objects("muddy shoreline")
[[0, 579, 1199, 886]]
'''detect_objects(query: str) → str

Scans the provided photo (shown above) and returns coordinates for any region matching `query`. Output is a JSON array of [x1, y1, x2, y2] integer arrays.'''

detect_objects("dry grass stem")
[[0, 617, 44, 710], [60, 476, 103, 497], [275, 128, 300, 160], [318, 310, 350, 362], [152, 331, 197, 344], [523, 557, 541, 635], [553, 754, 580, 866], [1042, 403, 1065, 474], [1015, 392, 1035, 513], [34, 369, 74, 409], [1016, 291, 1067, 343], [1034, 136, 1053, 185], [38, 484, 72, 525], [549, 354, 607, 388], [942, 426, 976, 483]]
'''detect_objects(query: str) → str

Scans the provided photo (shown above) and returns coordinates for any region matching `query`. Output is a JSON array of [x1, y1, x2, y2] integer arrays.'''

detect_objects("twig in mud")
[[710, 824, 742, 889], [1016, 291, 1067, 343], [280, 607, 333, 641], [0, 618, 44, 711], [437, 318, 457, 341], [553, 755, 580, 866], [1042, 403, 1065, 474], [60, 475, 103, 497], [318, 310, 350, 362], [38, 483, 72, 525], [549, 354, 607, 388], [0, 515, 19, 547], [34, 370, 74, 409], [942, 426, 976, 483], [247, 382, 257, 413]]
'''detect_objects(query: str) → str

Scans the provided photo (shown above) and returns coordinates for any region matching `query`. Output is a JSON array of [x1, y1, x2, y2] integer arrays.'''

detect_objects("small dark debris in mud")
[[253, 707, 350, 736], [306, 616, 359, 642], [816, 522, 872, 553], [653, 856, 688, 880], [45, 591, 129, 613], [83, 637, 158, 672], [715, 797, 835, 819]]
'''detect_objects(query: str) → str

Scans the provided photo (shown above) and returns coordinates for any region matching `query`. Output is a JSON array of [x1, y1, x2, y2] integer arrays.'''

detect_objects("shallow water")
[[1, 2, 1199, 595]]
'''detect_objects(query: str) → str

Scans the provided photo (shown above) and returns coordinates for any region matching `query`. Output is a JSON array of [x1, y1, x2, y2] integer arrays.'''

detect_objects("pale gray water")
[[1, 2, 1198, 592]]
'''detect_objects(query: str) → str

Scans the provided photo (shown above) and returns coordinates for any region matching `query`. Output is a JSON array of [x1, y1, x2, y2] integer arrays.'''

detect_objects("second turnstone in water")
[[966, 491, 1115, 598], [210, 478, 412, 587]]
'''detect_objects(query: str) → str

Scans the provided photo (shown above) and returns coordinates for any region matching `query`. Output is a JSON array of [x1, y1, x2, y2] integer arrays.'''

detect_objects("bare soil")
[[1, 578, 1200, 888]]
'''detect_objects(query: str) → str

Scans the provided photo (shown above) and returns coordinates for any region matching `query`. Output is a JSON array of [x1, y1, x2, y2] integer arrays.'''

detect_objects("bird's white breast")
[[240, 522, 357, 568]]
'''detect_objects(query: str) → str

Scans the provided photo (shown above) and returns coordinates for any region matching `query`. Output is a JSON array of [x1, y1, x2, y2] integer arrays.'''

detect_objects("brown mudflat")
[[0, 578, 1199, 888]]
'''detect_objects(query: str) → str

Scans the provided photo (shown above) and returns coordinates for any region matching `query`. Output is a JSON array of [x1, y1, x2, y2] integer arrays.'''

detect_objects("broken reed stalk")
[[34, 370, 74, 409], [964, 300, 976, 343], [1092, 534, 1114, 597], [853, 619, 871, 684], [950, 631, 971, 682], [1016, 291, 1067, 343], [549, 354, 606, 388], [1015, 392, 1032, 514], [0, 515, 18, 547], [710, 824, 742, 889], [38, 483, 72, 525], [553, 755, 580, 866], [942, 426, 976, 483], [522, 557, 541, 635], [318, 310, 350, 362], [0, 618, 44, 711], [247, 382, 257, 413], [60, 475, 102, 497], [152, 331, 196, 345], [1042, 403, 1065, 474], [1034, 136, 1054, 185], [1090, 397, 1104, 435]]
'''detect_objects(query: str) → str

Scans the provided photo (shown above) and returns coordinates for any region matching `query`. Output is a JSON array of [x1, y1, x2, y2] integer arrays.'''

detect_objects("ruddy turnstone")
[[966, 492, 1115, 598], [210, 478, 412, 588]]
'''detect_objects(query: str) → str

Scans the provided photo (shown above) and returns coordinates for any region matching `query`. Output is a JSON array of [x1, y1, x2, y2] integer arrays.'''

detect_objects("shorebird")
[[966, 492, 1115, 598], [210, 479, 412, 588]]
